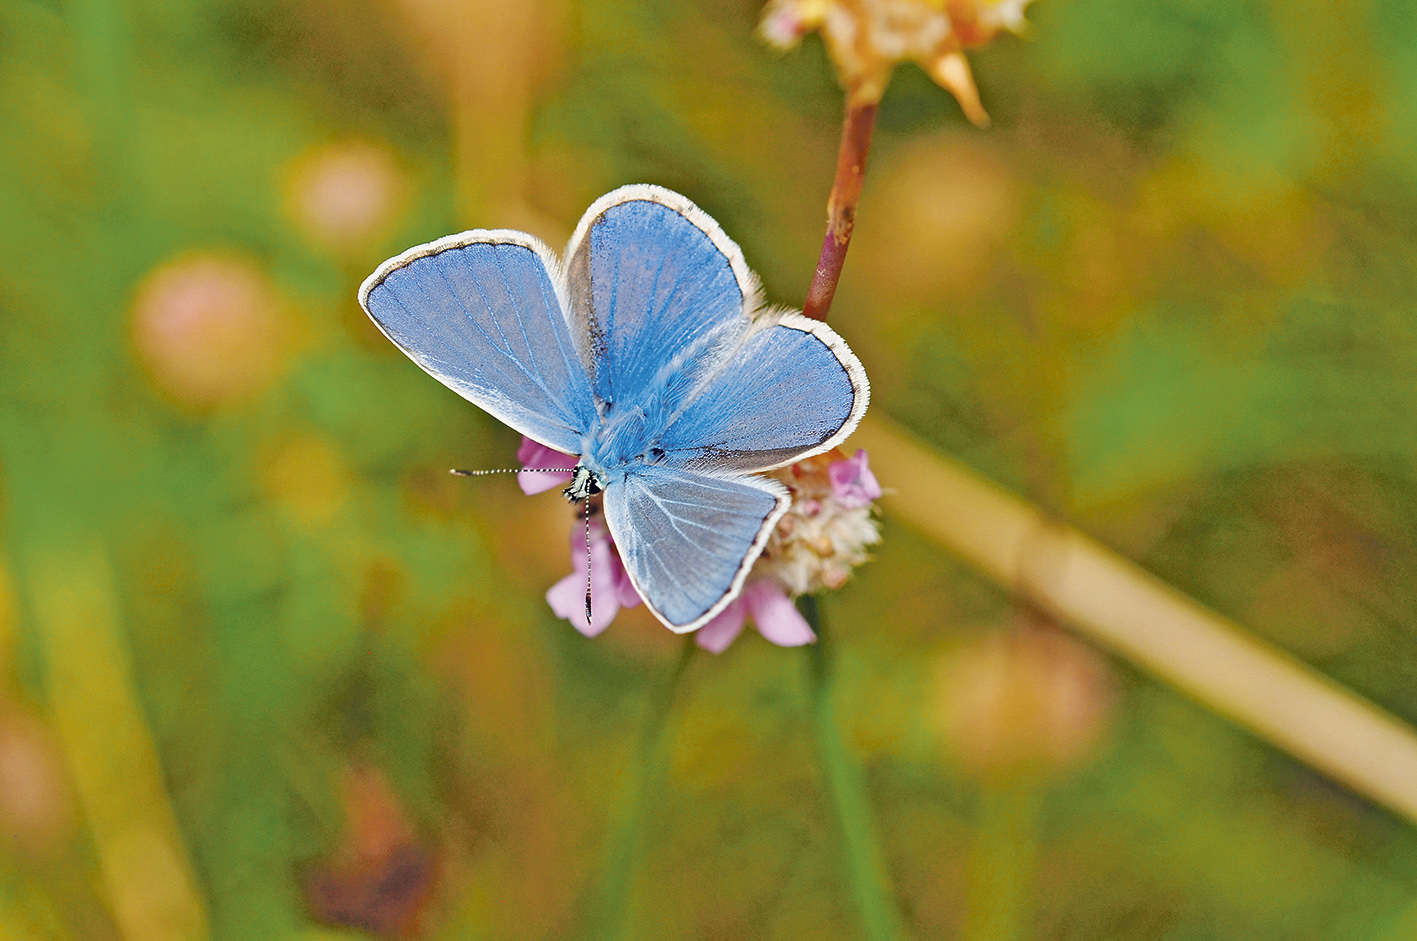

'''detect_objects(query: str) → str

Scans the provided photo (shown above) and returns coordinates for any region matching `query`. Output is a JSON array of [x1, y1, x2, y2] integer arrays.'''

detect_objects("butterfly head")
[[563, 464, 605, 503]]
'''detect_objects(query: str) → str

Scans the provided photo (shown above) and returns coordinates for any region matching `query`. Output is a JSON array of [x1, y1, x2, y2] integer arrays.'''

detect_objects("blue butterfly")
[[359, 185, 868, 632]]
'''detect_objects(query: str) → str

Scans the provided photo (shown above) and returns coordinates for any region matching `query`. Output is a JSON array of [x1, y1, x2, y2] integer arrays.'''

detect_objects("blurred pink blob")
[[287, 141, 406, 250], [933, 628, 1114, 782], [131, 254, 289, 408], [695, 580, 816, 653], [516, 436, 575, 495], [545, 521, 642, 638], [0, 711, 74, 857], [758, 2, 810, 47]]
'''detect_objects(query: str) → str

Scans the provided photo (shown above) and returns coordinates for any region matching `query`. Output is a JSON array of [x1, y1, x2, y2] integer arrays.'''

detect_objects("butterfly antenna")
[[584, 504, 594, 628], [449, 467, 576, 476]]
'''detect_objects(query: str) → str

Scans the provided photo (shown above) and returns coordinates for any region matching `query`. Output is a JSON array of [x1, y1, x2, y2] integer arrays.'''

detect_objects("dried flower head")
[[760, 0, 1036, 122], [696, 448, 881, 651]]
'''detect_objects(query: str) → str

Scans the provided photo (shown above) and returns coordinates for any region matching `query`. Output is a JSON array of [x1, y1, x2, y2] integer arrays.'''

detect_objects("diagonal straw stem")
[[854, 413, 1417, 826]]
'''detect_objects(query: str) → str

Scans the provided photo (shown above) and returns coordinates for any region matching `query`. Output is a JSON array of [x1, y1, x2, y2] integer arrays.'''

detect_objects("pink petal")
[[544, 569, 600, 634], [829, 449, 882, 509], [743, 581, 816, 647], [546, 573, 611, 638], [547, 522, 640, 637], [695, 598, 747, 654], [611, 557, 644, 609], [517, 436, 576, 495]]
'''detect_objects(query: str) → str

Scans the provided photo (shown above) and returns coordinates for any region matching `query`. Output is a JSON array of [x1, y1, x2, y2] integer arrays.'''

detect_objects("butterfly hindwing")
[[602, 464, 790, 632], [360, 234, 596, 456]]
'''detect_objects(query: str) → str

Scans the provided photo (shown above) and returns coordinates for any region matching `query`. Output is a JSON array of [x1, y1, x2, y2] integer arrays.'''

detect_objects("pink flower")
[[516, 437, 576, 495], [828, 448, 882, 509], [526, 438, 878, 647], [695, 580, 816, 654], [545, 522, 643, 637]]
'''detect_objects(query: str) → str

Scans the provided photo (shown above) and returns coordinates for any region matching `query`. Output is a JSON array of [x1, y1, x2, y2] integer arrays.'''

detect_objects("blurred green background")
[[4, 0, 1417, 938]]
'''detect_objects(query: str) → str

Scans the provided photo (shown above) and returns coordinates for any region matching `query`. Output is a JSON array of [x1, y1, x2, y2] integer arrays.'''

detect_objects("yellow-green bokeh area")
[[3, 0, 1417, 938]]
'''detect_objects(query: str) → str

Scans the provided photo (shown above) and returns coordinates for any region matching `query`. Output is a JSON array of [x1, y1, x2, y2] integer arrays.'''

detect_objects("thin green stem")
[[71, 0, 138, 222], [963, 783, 1039, 941], [801, 596, 909, 941], [581, 637, 696, 941]]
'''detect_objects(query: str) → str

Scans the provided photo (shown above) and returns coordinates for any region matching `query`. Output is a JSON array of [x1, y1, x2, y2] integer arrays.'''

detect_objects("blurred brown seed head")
[[131, 254, 291, 409], [304, 763, 437, 939], [932, 628, 1113, 783], [339, 764, 418, 866], [285, 141, 407, 253]]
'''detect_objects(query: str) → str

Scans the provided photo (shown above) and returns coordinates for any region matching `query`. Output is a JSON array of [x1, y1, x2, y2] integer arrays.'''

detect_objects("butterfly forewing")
[[602, 465, 790, 631], [566, 188, 754, 415], [360, 235, 596, 456]]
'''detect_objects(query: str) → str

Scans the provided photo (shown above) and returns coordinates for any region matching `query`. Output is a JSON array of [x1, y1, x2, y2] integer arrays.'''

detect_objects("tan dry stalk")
[[853, 414, 1417, 824]]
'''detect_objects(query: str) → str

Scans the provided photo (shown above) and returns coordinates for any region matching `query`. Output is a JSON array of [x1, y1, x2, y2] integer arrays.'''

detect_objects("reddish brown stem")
[[801, 99, 879, 321]]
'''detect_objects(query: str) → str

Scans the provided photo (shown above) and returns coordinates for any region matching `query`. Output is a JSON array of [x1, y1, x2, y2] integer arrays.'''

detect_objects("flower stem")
[[802, 98, 879, 322], [581, 637, 696, 941], [963, 782, 1039, 941], [801, 596, 909, 941]]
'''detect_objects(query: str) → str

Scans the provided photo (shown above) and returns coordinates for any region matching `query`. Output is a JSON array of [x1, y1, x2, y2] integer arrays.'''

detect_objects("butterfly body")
[[563, 464, 603, 502], [360, 185, 868, 632]]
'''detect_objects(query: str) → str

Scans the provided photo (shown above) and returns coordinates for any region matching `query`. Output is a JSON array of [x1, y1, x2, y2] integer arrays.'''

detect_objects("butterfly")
[[358, 185, 868, 632]]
